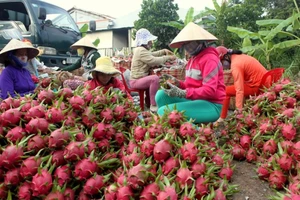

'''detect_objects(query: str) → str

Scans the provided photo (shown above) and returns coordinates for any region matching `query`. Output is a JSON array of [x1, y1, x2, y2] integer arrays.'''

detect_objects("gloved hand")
[[161, 82, 186, 98], [159, 74, 179, 87], [168, 55, 177, 61]]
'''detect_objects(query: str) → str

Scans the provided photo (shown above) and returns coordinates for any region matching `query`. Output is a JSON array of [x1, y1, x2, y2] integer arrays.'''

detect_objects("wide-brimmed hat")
[[135, 28, 157, 47], [71, 36, 97, 50], [0, 39, 40, 59], [92, 56, 121, 75], [216, 46, 229, 59], [169, 22, 218, 48]]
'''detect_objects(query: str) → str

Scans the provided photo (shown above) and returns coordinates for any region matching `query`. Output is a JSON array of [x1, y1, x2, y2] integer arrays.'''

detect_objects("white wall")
[[87, 31, 113, 49]]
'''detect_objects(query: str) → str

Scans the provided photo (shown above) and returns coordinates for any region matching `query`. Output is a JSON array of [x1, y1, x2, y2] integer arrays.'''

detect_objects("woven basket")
[[223, 70, 234, 86], [223, 70, 236, 110], [72, 67, 84, 76], [155, 67, 186, 80]]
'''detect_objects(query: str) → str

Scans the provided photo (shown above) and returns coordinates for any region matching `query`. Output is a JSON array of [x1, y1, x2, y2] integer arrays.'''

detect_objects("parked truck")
[[0, 0, 93, 68]]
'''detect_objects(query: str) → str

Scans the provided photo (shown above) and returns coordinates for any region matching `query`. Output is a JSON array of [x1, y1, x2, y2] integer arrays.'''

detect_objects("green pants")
[[155, 90, 222, 124]]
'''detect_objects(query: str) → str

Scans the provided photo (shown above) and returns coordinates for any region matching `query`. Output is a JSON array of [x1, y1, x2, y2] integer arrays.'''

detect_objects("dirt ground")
[[230, 161, 277, 200]]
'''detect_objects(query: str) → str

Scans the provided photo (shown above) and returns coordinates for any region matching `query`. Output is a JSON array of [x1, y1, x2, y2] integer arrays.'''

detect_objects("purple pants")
[[129, 75, 159, 106]]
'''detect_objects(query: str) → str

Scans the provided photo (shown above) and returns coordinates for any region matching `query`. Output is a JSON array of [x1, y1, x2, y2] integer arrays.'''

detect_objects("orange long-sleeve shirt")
[[230, 54, 267, 109]]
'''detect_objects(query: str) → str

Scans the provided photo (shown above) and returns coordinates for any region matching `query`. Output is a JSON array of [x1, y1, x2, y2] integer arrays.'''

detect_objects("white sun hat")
[[0, 38, 39, 59], [170, 22, 218, 48], [71, 35, 97, 49], [91, 56, 121, 75], [135, 28, 158, 47]]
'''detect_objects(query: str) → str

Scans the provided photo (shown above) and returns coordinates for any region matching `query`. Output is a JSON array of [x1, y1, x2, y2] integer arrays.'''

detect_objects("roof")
[[112, 10, 140, 29], [68, 7, 115, 20]]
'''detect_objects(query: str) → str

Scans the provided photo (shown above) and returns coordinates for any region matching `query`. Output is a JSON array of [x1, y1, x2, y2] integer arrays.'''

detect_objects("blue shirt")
[[0, 64, 36, 99]]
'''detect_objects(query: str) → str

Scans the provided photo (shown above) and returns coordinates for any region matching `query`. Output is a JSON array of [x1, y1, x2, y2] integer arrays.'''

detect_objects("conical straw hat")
[[91, 56, 121, 75], [71, 36, 97, 49], [170, 22, 218, 48], [22, 39, 43, 56], [0, 39, 39, 59]]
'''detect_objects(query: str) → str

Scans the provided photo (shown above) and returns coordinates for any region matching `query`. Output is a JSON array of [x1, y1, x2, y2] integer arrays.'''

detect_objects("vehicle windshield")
[[31, 1, 80, 33]]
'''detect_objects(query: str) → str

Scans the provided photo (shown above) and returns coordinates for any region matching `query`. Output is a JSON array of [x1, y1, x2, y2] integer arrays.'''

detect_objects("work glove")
[[159, 74, 179, 86], [161, 82, 186, 98]]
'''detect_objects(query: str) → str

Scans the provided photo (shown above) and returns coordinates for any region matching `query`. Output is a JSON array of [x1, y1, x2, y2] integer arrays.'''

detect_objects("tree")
[[160, 7, 204, 30], [227, 12, 300, 69], [261, 0, 300, 19], [134, 0, 179, 50]]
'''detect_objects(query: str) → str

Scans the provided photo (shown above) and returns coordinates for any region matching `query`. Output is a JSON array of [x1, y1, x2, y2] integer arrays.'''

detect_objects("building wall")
[[68, 8, 134, 55], [113, 29, 128, 50], [87, 31, 112, 49]]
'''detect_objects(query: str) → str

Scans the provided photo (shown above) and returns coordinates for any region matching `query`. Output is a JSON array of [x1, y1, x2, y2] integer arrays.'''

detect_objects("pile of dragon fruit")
[[0, 85, 238, 199], [220, 79, 300, 199]]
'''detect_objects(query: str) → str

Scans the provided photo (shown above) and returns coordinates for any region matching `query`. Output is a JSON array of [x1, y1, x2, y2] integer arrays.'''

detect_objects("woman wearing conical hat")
[[59, 36, 101, 90], [155, 22, 226, 124], [0, 39, 39, 99], [84, 56, 132, 100], [22, 39, 52, 78]]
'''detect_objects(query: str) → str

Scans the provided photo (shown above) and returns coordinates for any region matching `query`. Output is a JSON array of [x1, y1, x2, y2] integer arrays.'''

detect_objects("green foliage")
[[134, 0, 179, 50], [79, 24, 100, 47], [227, 11, 300, 70], [93, 38, 100, 47], [260, 0, 300, 19], [80, 24, 89, 37]]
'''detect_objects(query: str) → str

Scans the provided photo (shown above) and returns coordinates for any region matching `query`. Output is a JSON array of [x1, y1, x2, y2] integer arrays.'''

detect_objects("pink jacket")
[[179, 47, 226, 104]]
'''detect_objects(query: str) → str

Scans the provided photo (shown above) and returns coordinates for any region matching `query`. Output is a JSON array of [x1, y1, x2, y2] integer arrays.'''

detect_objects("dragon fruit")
[[32, 169, 53, 197], [19, 156, 41, 179], [54, 165, 71, 187], [73, 158, 98, 180]]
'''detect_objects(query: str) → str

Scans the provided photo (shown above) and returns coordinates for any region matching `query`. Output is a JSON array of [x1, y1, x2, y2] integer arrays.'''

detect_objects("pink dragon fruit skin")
[[73, 158, 98, 180], [54, 165, 71, 187], [1, 145, 23, 169], [157, 186, 178, 200], [64, 188, 75, 200], [45, 191, 65, 200], [20, 157, 41, 179], [31, 169, 53, 197], [83, 175, 106, 195], [4, 168, 20, 186], [18, 182, 32, 200], [127, 164, 149, 190], [116, 185, 133, 200], [140, 182, 160, 200]]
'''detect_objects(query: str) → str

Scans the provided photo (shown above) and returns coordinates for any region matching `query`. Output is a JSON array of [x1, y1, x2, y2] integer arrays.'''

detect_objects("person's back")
[[216, 46, 269, 121], [231, 54, 267, 87]]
